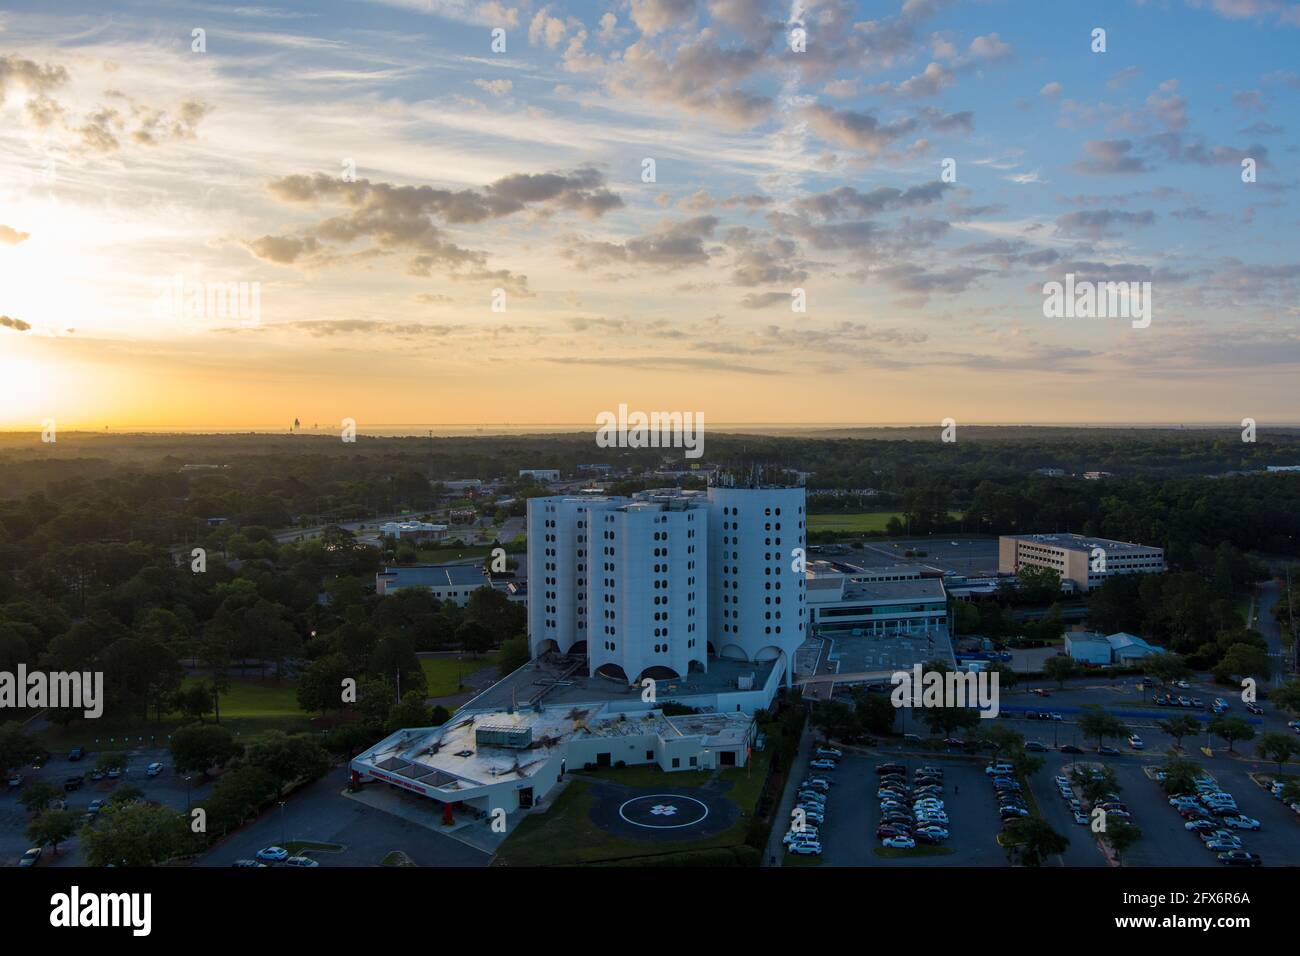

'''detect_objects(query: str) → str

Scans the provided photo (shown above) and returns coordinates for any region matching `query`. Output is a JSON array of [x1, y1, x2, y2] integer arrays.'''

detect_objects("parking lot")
[[3, 745, 215, 867], [843, 537, 1001, 578], [825, 630, 957, 675], [789, 752, 1011, 867]]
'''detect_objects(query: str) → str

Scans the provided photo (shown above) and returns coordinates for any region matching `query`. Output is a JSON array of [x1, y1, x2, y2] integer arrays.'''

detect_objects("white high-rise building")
[[706, 486, 806, 685], [526, 484, 806, 687]]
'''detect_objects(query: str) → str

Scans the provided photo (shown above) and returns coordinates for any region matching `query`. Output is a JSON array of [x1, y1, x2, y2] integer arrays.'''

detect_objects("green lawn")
[[808, 512, 962, 533], [419, 653, 500, 698], [496, 752, 771, 867], [34, 677, 312, 751]]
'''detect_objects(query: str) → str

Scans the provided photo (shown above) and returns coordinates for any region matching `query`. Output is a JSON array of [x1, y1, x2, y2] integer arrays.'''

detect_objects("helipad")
[[617, 794, 711, 830]]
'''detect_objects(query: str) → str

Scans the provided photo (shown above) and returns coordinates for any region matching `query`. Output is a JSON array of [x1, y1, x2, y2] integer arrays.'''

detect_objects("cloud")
[[473, 78, 513, 96], [563, 215, 719, 271], [1055, 208, 1157, 239], [1073, 139, 1152, 175], [629, 0, 698, 35], [0, 315, 32, 332], [791, 182, 948, 219], [0, 224, 30, 245], [0, 55, 68, 106]]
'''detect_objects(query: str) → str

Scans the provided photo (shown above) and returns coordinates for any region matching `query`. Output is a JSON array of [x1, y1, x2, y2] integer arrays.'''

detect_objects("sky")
[[0, 0, 1298, 431]]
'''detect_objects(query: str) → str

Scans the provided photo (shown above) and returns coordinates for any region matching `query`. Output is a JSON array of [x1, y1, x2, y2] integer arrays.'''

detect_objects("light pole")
[[279, 801, 286, 846], [184, 775, 192, 814]]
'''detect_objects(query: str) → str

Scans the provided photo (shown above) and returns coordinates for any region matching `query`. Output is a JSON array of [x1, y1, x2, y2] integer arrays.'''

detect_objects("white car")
[[1054, 776, 1071, 788], [881, 836, 916, 849], [1074, 812, 1090, 825], [1127, 735, 1144, 750], [916, 813, 949, 825], [283, 856, 319, 868], [784, 827, 820, 845], [1222, 816, 1260, 831], [787, 840, 822, 855], [800, 810, 825, 826], [815, 747, 843, 759], [809, 759, 837, 771], [985, 764, 1014, 776], [256, 846, 290, 863], [145, 762, 164, 777]]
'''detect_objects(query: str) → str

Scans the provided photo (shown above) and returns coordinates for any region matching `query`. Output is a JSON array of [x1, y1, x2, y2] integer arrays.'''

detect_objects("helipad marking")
[[618, 794, 710, 830]]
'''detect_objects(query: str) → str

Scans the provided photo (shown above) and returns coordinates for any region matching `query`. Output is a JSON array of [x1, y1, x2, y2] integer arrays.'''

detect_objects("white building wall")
[[588, 502, 706, 684], [528, 497, 618, 657], [707, 486, 807, 684]]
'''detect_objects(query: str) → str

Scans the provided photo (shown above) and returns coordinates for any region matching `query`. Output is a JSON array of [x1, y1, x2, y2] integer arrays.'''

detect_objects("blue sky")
[[0, 0, 1297, 427]]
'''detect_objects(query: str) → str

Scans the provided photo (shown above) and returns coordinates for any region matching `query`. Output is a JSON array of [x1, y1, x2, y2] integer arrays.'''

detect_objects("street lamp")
[[184, 776, 192, 814], [279, 801, 287, 846]]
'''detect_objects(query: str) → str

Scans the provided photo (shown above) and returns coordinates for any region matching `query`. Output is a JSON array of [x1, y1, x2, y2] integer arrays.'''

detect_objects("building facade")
[[999, 533, 1165, 593], [527, 484, 806, 687]]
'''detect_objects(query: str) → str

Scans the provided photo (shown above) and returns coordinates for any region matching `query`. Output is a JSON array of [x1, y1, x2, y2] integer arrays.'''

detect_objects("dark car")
[[1246, 703, 1264, 716], [67, 747, 84, 761], [19, 847, 42, 868], [1098, 745, 1120, 756], [1217, 850, 1262, 867], [63, 775, 84, 792], [1024, 741, 1048, 752], [32, 751, 51, 769], [1059, 744, 1083, 754], [876, 763, 905, 775]]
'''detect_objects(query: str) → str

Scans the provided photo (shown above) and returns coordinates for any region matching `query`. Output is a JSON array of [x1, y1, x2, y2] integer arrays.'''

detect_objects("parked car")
[[876, 763, 905, 775], [283, 856, 319, 868], [146, 762, 164, 778], [63, 775, 83, 792], [1185, 819, 1218, 832], [256, 846, 290, 863], [1059, 744, 1083, 754], [231, 860, 267, 868], [67, 747, 84, 761], [1073, 811, 1090, 825], [985, 763, 1015, 776], [1217, 850, 1262, 866], [6, 773, 23, 790], [787, 841, 822, 856], [1024, 741, 1048, 752], [1097, 745, 1120, 756], [1127, 735, 1144, 750], [1222, 816, 1261, 831], [809, 759, 837, 771], [1246, 703, 1264, 716], [881, 836, 916, 849], [815, 747, 842, 759], [19, 847, 42, 868]]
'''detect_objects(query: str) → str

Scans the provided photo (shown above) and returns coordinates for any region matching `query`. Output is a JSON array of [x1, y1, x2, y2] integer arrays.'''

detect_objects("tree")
[[1208, 715, 1255, 753], [19, 781, 61, 815], [1017, 565, 1063, 605], [173, 680, 214, 721], [1071, 765, 1121, 807], [1102, 819, 1142, 864], [297, 653, 354, 713], [972, 725, 1025, 760], [1254, 732, 1300, 774], [455, 620, 494, 658], [205, 765, 280, 835], [170, 722, 239, 778], [918, 705, 981, 740], [79, 802, 191, 867], [239, 731, 331, 788], [497, 635, 529, 676], [385, 691, 432, 734], [95, 751, 129, 773], [0, 722, 39, 776], [464, 586, 525, 641], [1156, 715, 1201, 750], [1157, 757, 1202, 796], [110, 783, 145, 805], [1042, 655, 1078, 689], [1142, 652, 1191, 687], [27, 808, 78, 855], [1077, 705, 1130, 750], [1213, 642, 1271, 685], [1003, 816, 1069, 866]]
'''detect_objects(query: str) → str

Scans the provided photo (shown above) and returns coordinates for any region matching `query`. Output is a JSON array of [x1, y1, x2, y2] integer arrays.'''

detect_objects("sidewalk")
[[762, 721, 815, 867]]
